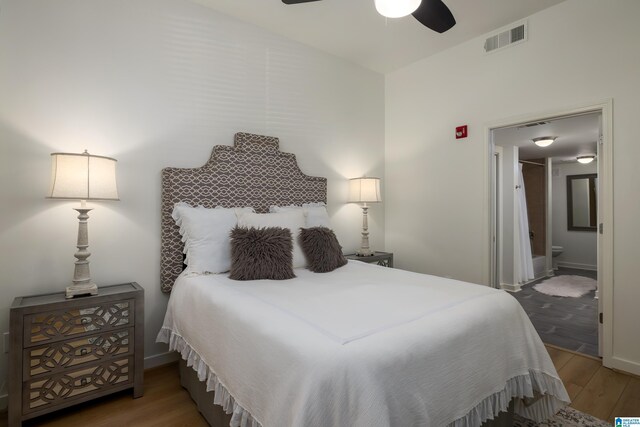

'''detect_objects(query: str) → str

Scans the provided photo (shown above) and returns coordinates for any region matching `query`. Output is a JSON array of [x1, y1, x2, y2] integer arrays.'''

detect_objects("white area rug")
[[533, 275, 597, 298]]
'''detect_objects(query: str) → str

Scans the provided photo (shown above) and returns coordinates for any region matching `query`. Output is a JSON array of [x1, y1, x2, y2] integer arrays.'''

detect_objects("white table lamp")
[[348, 177, 382, 257], [47, 150, 119, 298]]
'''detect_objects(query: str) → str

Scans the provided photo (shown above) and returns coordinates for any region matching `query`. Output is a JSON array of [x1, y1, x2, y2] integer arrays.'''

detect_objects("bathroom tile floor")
[[512, 267, 599, 357]]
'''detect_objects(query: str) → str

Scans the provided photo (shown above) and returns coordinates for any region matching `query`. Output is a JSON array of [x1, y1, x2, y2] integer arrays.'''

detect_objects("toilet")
[[552, 245, 563, 270]]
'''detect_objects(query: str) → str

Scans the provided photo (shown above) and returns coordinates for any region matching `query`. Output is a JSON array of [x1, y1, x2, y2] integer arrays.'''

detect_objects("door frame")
[[545, 157, 554, 278], [490, 146, 503, 288], [484, 99, 613, 368]]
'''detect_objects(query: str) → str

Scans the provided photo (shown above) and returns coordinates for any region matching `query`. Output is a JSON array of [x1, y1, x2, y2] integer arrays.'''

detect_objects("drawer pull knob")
[[80, 378, 88, 386], [81, 318, 90, 325], [80, 348, 88, 356]]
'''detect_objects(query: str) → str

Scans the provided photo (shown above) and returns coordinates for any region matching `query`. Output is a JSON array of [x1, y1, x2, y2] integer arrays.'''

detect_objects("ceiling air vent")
[[517, 121, 549, 129], [484, 20, 527, 53]]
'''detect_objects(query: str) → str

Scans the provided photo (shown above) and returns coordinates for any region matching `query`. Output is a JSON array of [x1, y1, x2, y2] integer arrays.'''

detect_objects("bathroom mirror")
[[567, 174, 597, 231]]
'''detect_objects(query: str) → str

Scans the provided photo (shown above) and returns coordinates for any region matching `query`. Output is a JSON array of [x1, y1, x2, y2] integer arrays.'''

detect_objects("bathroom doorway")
[[488, 103, 612, 361]]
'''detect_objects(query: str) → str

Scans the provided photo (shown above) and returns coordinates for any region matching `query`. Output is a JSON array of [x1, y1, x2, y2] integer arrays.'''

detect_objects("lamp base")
[[67, 205, 97, 299], [66, 282, 98, 299], [356, 249, 374, 257], [356, 205, 374, 257]]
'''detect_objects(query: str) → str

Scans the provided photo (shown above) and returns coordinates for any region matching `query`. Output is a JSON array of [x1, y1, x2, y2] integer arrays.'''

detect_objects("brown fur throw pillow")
[[229, 226, 295, 280], [299, 227, 348, 273]]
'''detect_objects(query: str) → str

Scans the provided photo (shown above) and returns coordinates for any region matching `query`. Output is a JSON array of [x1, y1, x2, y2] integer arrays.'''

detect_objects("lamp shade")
[[348, 177, 382, 203], [375, 0, 421, 18], [48, 151, 119, 200]]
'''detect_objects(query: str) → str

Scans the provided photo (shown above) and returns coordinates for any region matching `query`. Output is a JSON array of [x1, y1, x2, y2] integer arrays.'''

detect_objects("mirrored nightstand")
[[9, 282, 144, 426]]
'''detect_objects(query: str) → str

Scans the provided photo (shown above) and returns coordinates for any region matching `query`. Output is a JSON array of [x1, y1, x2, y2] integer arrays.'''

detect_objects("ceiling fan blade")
[[412, 0, 456, 33], [282, 0, 322, 4]]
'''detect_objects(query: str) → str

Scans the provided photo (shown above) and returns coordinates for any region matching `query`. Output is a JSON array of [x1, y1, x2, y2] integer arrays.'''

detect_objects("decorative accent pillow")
[[237, 210, 307, 268], [229, 227, 295, 281], [172, 202, 254, 275], [270, 202, 331, 228], [299, 227, 348, 273]]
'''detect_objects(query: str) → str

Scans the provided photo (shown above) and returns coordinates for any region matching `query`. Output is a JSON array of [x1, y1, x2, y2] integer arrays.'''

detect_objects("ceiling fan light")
[[375, 0, 421, 18], [577, 155, 596, 164], [532, 136, 556, 147]]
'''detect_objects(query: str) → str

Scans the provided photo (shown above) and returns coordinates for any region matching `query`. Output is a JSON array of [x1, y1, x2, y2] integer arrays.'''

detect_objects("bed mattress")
[[158, 261, 569, 427]]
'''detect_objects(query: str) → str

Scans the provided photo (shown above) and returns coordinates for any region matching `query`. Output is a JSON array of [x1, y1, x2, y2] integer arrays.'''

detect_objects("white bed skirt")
[[158, 327, 260, 427]]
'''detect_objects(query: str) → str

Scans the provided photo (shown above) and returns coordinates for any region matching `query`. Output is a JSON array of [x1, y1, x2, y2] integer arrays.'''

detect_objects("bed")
[[157, 132, 569, 427]]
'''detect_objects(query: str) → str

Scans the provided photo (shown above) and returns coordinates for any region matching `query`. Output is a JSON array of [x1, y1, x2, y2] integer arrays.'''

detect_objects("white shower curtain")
[[516, 164, 535, 283]]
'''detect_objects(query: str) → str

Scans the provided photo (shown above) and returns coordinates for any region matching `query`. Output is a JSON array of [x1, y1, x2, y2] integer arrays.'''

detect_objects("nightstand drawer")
[[25, 300, 134, 347], [25, 328, 133, 380], [24, 356, 133, 414]]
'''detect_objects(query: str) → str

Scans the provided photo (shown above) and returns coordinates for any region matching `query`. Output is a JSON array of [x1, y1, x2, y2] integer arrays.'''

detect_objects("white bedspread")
[[158, 261, 569, 427]]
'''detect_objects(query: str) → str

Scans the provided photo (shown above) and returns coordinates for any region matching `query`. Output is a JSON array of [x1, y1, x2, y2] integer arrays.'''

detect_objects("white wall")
[[0, 0, 385, 405], [552, 162, 597, 270], [385, 0, 640, 374]]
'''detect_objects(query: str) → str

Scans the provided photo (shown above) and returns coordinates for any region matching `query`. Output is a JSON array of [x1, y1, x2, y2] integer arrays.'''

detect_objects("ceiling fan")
[[281, 0, 456, 33]]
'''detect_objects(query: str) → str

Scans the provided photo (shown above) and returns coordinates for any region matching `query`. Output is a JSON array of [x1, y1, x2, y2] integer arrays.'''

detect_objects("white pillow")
[[172, 203, 254, 275], [269, 202, 331, 228], [237, 210, 307, 268]]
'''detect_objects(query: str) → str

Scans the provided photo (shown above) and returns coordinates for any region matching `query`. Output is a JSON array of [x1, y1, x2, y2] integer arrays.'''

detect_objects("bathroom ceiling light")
[[577, 155, 596, 164], [374, 0, 421, 18], [532, 136, 557, 147]]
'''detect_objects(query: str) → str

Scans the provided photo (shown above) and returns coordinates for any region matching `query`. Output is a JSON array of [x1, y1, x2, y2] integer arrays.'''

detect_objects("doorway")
[[487, 102, 613, 363]]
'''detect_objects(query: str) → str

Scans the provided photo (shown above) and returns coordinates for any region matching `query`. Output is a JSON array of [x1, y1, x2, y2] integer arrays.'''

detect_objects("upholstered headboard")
[[160, 132, 327, 293]]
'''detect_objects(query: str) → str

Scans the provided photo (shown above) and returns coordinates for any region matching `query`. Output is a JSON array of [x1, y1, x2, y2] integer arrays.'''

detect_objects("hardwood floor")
[[546, 345, 640, 424], [1, 346, 638, 426]]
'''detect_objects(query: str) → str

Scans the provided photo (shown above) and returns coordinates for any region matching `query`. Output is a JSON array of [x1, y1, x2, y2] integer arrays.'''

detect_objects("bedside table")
[[8, 282, 144, 426], [345, 251, 394, 268]]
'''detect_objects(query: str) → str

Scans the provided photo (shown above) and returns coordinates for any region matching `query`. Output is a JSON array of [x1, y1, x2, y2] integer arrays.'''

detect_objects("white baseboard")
[[556, 261, 597, 271], [501, 282, 522, 292], [610, 355, 640, 377], [144, 350, 179, 370]]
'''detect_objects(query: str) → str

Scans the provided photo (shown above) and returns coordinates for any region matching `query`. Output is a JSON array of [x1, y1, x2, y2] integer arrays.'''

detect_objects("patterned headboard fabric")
[[160, 132, 328, 293]]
